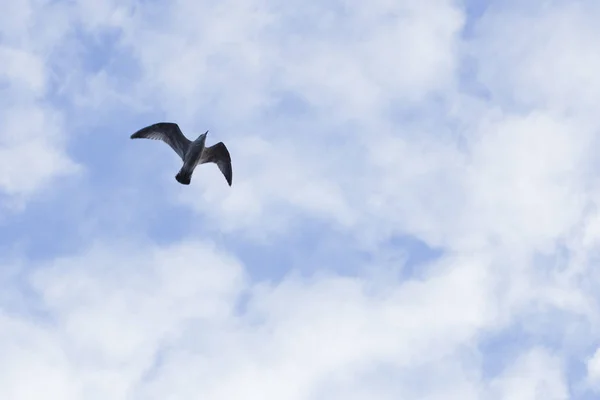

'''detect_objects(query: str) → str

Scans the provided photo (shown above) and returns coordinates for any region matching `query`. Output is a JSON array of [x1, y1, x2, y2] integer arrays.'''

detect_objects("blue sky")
[[2, 0, 600, 398]]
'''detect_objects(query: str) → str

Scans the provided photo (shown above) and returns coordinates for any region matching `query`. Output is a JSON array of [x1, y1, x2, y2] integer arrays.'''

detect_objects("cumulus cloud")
[[3, 0, 600, 399], [2, 242, 495, 399], [0, 1, 81, 207], [489, 348, 568, 400]]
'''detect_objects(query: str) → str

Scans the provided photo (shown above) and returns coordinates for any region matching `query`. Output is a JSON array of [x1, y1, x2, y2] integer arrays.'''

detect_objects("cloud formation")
[[2, 0, 600, 399]]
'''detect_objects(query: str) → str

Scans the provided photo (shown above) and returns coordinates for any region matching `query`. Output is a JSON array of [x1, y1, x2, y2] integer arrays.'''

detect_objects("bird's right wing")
[[130, 122, 191, 161], [200, 142, 233, 186]]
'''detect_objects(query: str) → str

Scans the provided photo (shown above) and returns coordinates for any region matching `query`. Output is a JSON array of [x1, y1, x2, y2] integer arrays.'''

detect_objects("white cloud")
[[587, 347, 600, 391], [470, 1, 600, 115], [0, 2, 81, 207], [1, 239, 244, 399], [0, 106, 79, 202], [1, 241, 497, 399], [0, 47, 46, 96], [488, 348, 569, 400], [4, 0, 600, 399], [105, 0, 467, 239]]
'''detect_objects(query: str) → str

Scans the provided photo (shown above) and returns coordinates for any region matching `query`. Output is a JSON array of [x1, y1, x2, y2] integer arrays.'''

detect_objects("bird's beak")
[[204, 130, 209, 136]]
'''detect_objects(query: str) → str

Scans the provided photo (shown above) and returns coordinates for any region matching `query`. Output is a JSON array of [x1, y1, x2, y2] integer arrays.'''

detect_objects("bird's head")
[[197, 130, 208, 144]]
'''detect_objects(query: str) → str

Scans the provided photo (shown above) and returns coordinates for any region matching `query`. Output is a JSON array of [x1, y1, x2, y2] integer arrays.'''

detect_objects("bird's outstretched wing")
[[200, 142, 232, 186], [130, 122, 191, 161]]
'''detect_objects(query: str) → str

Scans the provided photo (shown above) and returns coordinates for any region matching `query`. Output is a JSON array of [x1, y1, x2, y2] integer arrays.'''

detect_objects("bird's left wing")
[[130, 122, 191, 161]]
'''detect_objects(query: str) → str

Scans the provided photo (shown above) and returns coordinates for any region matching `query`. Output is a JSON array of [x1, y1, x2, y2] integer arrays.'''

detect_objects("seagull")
[[130, 122, 232, 186]]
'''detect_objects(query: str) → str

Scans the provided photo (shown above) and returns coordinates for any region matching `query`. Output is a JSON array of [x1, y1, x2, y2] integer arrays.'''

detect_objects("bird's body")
[[130, 122, 232, 186]]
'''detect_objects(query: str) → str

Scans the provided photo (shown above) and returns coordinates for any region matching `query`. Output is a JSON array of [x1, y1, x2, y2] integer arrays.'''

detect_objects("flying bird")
[[130, 122, 232, 186]]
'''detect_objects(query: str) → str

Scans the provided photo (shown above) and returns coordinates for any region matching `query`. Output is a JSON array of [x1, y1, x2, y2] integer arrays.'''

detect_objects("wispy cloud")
[[2, 0, 600, 399]]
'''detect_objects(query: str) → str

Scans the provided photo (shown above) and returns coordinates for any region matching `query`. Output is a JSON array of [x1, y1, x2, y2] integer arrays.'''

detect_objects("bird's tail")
[[175, 168, 192, 185]]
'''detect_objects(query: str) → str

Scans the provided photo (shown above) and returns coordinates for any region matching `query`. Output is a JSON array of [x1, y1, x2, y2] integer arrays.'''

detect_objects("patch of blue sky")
[[478, 311, 596, 390], [461, 0, 493, 39]]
